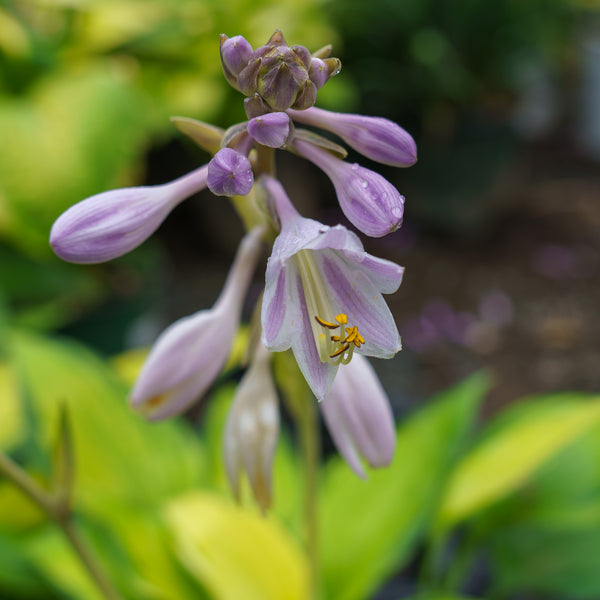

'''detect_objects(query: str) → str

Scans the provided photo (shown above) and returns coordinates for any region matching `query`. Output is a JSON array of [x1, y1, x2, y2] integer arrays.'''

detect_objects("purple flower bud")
[[130, 227, 265, 420], [289, 107, 417, 167], [308, 58, 329, 89], [247, 112, 292, 148], [207, 148, 254, 197], [49, 166, 209, 264], [293, 139, 405, 237], [321, 354, 396, 478], [220, 34, 253, 90], [308, 58, 341, 89]]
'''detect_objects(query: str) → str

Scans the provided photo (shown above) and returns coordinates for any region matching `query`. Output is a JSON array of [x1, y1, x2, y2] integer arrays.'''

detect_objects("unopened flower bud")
[[223, 343, 279, 511], [247, 112, 292, 148], [220, 34, 254, 91], [207, 148, 254, 197], [321, 354, 396, 478], [235, 30, 337, 113], [293, 139, 405, 237], [289, 107, 417, 167], [130, 227, 264, 420], [50, 165, 209, 264], [308, 57, 341, 90]]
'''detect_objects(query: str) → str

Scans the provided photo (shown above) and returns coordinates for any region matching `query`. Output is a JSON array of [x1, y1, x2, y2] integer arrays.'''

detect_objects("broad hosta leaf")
[[319, 372, 490, 600], [0, 64, 150, 257], [487, 506, 600, 599], [165, 491, 310, 600], [8, 330, 207, 518], [474, 409, 600, 599], [437, 394, 600, 529]]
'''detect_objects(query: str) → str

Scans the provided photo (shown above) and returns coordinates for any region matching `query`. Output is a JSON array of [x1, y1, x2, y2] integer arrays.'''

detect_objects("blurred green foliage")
[[0, 0, 335, 257], [2, 331, 600, 599]]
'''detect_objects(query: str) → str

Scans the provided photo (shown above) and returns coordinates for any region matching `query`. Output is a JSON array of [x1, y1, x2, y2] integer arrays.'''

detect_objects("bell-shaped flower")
[[288, 106, 417, 167], [247, 112, 292, 148], [207, 148, 254, 197], [223, 343, 279, 511], [260, 175, 403, 401], [50, 165, 209, 264], [321, 354, 396, 478], [130, 226, 264, 420], [292, 138, 405, 237]]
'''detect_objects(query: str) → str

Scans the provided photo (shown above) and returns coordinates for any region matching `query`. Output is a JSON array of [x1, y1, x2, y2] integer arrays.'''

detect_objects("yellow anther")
[[315, 313, 365, 362], [330, 343, 350, 358], [315, 315, 339, 329]]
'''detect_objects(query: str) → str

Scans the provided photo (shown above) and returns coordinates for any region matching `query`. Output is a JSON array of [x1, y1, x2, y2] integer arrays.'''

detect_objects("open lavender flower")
[[260, 175, 403, 400], [321, 354, 396, 478]]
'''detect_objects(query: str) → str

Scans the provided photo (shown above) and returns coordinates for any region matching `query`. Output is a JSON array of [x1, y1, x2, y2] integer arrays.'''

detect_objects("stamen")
[[315, 315, 340, 329], [330, 343, 350, 358], [315, 312, 365, 365]]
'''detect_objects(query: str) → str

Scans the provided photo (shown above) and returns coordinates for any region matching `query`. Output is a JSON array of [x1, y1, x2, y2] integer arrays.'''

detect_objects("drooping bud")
[[247, 112, 292, 148], [293, 139, 405, 237], [320, 354, 396, 478], [223, 343, 279, 511], [50, 165, 209, 264], [289, 107, 417, 167], [220, 34, 254, 91], [207, 148, 254, 197], [130, 227, 265, 420]]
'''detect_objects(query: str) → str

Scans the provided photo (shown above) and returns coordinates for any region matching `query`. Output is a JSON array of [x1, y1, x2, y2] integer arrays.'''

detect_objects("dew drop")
[[351, 163, 359, 171], [361, 181, 368, 188]]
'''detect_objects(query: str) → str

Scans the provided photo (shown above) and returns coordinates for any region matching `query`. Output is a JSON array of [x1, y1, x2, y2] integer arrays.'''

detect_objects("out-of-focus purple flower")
[[207, 148, 254, 197], [130, 227, 264, 420], [260, 175, 403, 400], [531, 244, 588, 280], [247, 112, 292, 148], [49, 166, 209, 264], [479, 290, 514, 325], [321, 354, 396, 478], [220, 34, 254, 90], [223, 343, 279, 511], [289, 107, 417, 167], [293, 138, 405, 237]]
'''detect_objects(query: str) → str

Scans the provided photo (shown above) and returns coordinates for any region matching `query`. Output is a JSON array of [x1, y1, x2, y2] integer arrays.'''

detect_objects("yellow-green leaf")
[[165, 492, 310, 600], [437, 396, 600, 528]]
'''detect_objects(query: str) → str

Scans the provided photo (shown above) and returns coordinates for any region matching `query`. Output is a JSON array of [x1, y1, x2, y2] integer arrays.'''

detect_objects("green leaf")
[[8, 330, 207, 518], [319, 372, 490, 600], [486, 507, 600, 599], [437, 394, 600, 529]]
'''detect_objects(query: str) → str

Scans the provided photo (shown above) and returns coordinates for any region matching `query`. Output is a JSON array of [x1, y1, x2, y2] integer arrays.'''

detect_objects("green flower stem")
[[297, 395, 320, 599], [0, 452, 124, 600]]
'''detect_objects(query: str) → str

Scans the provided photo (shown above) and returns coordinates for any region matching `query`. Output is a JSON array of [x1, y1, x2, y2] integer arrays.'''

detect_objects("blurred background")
[[1, 0, 600, 599]]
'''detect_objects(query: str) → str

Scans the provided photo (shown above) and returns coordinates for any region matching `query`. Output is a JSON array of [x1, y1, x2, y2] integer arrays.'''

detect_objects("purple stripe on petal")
[[320, 253, 401, 357]]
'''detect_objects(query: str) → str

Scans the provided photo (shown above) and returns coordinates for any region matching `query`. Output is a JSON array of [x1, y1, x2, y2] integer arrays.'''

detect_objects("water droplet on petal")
[[351, 163, 359, 171]]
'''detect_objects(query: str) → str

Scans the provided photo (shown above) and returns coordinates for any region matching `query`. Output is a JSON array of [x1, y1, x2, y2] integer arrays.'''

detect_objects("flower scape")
[[50, 30, 417, 510]]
